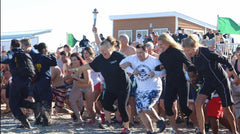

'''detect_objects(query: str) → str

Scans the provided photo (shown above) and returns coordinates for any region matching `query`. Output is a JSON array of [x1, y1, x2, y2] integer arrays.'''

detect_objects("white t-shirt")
[[120, 54, 166, 91], [136, 38, 143, 44]]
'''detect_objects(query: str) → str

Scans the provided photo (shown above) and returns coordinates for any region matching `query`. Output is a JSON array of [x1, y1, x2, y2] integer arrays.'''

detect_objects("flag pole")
[[66, 32, 68, 45]]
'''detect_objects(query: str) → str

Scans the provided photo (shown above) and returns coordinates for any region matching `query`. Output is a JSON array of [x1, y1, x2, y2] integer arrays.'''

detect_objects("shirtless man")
[[51, 65, 73, 114], [119, 34, 136, 56]]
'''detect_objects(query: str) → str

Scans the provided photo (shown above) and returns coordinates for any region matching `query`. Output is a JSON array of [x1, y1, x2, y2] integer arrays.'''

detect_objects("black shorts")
[[199, 78, 234, 107]]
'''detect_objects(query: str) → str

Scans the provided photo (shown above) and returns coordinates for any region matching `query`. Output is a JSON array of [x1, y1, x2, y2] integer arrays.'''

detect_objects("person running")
[[51, 65, 73, 114], [33, 43, 57, 126], [157, 33, 197, 134], [120, 43, 166, 134], [182, 35, 239, 134], [82, 47, 105, 124], [70, 36, 131, 134], [0, 39, 36, 129], [68, 52, 95, 125]]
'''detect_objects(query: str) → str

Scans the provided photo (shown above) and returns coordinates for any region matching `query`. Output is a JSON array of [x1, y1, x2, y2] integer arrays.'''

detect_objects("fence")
[[217, 43, 240, 56]]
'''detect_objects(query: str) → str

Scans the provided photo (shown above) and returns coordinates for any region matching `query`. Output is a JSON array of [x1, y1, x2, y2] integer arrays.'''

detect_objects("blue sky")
[[2, 0, 240, 52]]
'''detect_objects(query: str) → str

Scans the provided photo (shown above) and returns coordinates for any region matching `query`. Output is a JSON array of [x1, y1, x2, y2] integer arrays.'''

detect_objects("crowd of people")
[[1, 26, 240, 134]]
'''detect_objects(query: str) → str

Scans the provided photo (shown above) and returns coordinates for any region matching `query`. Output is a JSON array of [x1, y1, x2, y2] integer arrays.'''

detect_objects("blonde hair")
[[158, 33, 182, 50], [182, 35, 199, 48]]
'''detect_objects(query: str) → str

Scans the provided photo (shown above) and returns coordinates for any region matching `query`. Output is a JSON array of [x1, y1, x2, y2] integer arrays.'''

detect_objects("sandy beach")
[[1, 104, 232, 134]]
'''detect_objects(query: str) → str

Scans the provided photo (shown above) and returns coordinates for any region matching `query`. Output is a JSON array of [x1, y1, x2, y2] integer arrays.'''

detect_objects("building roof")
[[1, 29, 52, 40], [109, 11, 216, 30]]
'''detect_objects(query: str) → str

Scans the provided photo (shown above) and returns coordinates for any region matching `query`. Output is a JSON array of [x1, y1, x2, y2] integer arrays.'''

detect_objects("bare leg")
[[159, 99, 166, 118], [104, 110, 111, 123], [138, 111, 154, 132], [145, 108, 161, 122], [219, 115, 232, 131], [195, 94, 208, 134], [85, 87, 96, 123], [129, 96, 136, 124], [208, 116, 219, 134], [222, 106, 238, 134], [69, 86, 83, 124], [169, 115, 179, 133]]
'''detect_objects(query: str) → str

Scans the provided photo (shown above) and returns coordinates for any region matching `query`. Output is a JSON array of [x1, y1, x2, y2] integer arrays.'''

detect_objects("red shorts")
[[206, 97, 223, 119], [94, 82, 101, 91]]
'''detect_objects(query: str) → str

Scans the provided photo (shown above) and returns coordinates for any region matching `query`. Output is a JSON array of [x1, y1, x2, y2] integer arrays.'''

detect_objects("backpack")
[[13, 50, 36, 78]]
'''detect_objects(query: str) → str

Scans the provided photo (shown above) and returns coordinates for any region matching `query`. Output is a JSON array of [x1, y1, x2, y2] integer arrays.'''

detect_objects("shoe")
[[73, 120, 84, 126], [27, 114, 35, 121], [171, 130, 176, 134], [129, 122, 134, 128], [18, 118, 31, 129], [71, 113, 77, 122], [120, 128, 131, 134], [34, 117, 42, 125], [195, 128, 200, 133], [41, 107, 51, 127], [146, 131, 156, 134], [205, 124, 210, 132], [100, 121, 112, 129], [176, 116, 184, 124], [156, 118, 166, 133]]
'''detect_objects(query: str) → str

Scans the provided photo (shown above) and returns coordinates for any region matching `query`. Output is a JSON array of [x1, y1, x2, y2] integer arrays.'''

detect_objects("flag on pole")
[[67, 33, 78, 47], [218, 17, 240, 35]]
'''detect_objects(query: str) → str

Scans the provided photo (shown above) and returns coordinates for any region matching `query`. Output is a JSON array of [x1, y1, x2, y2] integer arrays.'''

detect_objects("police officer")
[[0, 39, 36, 129], [33, 43, 57, 126]]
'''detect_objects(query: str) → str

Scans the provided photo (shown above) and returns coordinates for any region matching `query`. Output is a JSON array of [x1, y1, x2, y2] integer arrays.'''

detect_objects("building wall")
[[178, 18, 205, 32], [113, 17, 175, 41]]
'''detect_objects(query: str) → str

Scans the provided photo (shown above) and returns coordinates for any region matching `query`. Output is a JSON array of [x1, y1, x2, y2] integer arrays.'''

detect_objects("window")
[[118, 30, 133, 42], [136, 29, 148, 40], [153, 28, 168, 35]]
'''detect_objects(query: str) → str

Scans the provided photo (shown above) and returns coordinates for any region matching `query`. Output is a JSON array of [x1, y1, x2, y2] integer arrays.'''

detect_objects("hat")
[[83, 35, 86, 38]]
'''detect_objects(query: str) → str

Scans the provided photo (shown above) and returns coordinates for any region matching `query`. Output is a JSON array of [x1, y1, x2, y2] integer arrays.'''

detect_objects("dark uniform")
[[0, 48, 35, 128], [159, 46, 192, 116], [192, 47, 234, 107], [33, 53, 57, 126]]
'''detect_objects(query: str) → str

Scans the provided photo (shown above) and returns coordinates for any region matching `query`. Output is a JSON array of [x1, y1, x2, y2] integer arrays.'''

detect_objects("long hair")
[[158, 33, 182, 50], [70, 52, 86, 66]]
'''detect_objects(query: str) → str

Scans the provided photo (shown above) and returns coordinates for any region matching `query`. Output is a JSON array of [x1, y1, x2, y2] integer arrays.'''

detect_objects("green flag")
[[218, 17, 240, 35], [67, 33, 78, 47]]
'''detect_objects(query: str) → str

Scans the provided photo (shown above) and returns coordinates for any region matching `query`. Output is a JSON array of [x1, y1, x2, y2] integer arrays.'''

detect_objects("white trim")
[[153, 28, 168, 35], [109, 11, 216, 30], [175, 16, 178, 33]]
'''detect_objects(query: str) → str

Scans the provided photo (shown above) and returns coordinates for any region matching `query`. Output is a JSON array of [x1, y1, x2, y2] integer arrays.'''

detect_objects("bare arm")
[[69, 64, 92, 73], [92, 26, 102, 49]]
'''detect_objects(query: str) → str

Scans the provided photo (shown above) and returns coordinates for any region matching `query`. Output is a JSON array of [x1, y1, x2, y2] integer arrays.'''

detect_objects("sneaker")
[[171, 130, 176, 134], [195, 128, 200, 133], [100, 121, 112, 129], [205, 124, 210, 132], [129, 122, 134, 128], [71, 113, 77, 122], [120, 128, 131, 134], [27, 114, 35, 121], [157, 118, 166, 133], [147, 131, 156, 134]]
